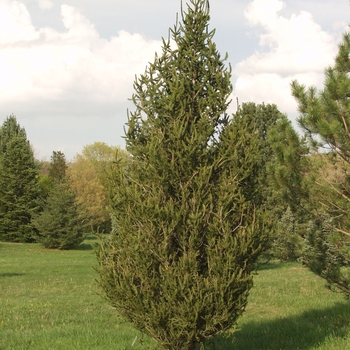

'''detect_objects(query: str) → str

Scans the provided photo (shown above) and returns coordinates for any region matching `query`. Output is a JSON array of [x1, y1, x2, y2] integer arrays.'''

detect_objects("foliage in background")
[[302, 213, 350, 296], [49, 150, 68, 183], [33, 181, 87, 249], [67, 154, 110, 230], [0, 115, 40, 242], [232, 103, 295, 257], [81, 142, 126, 188], [67, 142, 129, 231], [270, 206, 301, 262], [233, 102, 286, 208], [97, 1, 268, 349]]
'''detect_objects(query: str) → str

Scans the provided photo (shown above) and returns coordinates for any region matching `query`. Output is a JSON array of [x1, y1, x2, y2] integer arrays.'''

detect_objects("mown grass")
[[0, 237, 156, 350], [1, 238, 350, 349]]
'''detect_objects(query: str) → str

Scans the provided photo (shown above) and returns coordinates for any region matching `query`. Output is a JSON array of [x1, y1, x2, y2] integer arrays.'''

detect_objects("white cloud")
[[233, 0, 346, 117], [0, 1, 162, 107], [0, 0, 164, 159], [0, 1, 37, 43], [36, 0, 53, 10]]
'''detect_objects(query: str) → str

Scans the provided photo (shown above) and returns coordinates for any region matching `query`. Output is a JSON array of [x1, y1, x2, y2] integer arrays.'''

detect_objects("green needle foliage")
[[279, 31, 350, 296], [49, 150, 68, 183], [97, 1, 268, 349], [33, 181, 87, 250], [0, 115, 40, 243]]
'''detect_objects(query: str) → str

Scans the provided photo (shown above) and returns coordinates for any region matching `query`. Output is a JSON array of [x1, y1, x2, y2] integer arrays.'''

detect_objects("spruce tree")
[[49, 151, 68, 183], [0, 114, 27, 154], [0, 116, 40, 243], [33, 181, 87, 249], [33, 151, 87, 249], [97, 1, 268, 349], [271, 206, 300, 262]]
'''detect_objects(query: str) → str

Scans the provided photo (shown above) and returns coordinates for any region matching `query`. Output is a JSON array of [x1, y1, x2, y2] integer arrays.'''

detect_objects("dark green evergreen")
[[97, 1, 268, 349], [49, 150, 67, 183], [0, 116, 40, 243], [0, 114, 27, 154], [33, 181, 86, 249]]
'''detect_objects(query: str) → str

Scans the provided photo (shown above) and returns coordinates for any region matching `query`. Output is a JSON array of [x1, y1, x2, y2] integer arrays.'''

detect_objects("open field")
[[1, 237, 350, 350]]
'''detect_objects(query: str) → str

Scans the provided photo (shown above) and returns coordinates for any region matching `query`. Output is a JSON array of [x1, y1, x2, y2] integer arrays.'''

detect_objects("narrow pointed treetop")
[[97, 1, 268, 349]]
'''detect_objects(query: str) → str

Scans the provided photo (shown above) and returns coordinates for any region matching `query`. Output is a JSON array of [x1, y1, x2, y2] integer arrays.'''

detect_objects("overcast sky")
[[0, 0, 349, 160]]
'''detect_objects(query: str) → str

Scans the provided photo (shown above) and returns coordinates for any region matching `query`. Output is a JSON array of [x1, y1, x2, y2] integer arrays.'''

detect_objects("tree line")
[[0, 123, 127, 248], [1, 0, 350, 349]]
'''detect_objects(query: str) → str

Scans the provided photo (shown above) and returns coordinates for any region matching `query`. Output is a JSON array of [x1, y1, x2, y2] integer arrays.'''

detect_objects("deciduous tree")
[[67, 154, 110, 230]]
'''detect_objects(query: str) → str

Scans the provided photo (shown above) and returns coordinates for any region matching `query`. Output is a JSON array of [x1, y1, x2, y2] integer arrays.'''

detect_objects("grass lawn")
[[1, 237, 350, 349]]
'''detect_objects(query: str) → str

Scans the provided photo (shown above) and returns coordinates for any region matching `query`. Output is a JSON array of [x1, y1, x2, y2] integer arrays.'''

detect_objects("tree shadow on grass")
[[72, 234, 99, 251], [74, 242, 95, 251], [255, 261, 286, 272], [208, 302, 350, 350], [0, 272, 24, 277]]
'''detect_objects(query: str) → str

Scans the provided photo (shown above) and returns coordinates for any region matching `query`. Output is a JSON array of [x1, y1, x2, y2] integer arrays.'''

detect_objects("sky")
[[0, 0, 349, 160]]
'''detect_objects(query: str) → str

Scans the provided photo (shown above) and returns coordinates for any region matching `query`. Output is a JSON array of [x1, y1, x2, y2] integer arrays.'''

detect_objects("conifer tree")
[[0, 114, 26, 154], [271, 206, 300, 262], [271, 32, 350, 295], [97, 1, 268, 349], [33, 151, 87, 249], [33, 181, 87, 249], [49, 151, 67, 183], [0, 115, 40, 242]]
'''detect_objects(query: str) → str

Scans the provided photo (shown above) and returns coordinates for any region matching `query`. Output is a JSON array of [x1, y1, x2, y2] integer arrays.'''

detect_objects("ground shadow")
[[0, 272, 24, 277], [72, 234, 99, 251], [84, 235, 98, 241], [207, 302, 350, 350], [254, 261, 286, 272], [74, 242, 95, 251]]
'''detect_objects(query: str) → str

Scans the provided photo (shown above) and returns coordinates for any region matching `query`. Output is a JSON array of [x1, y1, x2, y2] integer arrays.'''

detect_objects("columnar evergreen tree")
[[97, 1, 268, 349], [0, 115, 40, 242]]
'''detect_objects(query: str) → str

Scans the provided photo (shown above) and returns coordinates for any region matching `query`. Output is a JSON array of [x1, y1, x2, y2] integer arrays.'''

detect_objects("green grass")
[[0, 237, 156, 350], [1, 239, 350, 349]]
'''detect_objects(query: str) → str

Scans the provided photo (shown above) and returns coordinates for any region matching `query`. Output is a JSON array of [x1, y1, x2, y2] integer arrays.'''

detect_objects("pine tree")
[[96, 1, 268, 349], [289, 31, 350, 295], [0, 116, 40, 243]]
